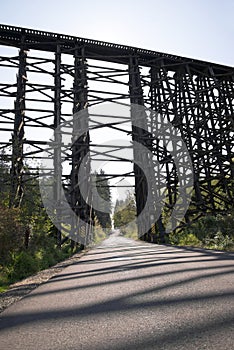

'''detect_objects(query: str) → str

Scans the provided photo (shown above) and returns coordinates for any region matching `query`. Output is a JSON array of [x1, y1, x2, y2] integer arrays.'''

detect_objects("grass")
[[0, 228, 109, 294], [0, 284, 9, 293], [0, 268, 10, 292]]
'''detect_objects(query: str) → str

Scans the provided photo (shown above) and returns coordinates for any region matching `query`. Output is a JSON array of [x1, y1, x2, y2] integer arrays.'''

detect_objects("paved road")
[[0, 230, 234, 350]]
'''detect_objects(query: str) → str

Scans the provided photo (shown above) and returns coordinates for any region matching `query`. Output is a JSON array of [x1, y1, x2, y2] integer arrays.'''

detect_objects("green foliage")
[[35, 240, 71, 270], [183, 233, 200, 246], [0, 239, 73, 288], [121, 221, 138, 239], [170, 231, 201, 246], [170, 211, 234, 251], [113, 192, 137, 238], [93, 218, 108, 244], [0, 150, 11, 206], [113, 193, 136, 227], [0, 266, 9, 292], [0, 206, 25, 264], [7, 251, 39, 281], [0, 161, 77, 291]]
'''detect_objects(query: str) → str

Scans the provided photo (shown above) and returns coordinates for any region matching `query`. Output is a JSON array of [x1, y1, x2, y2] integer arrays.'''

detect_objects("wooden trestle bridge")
[[0, 24, 233, 246]]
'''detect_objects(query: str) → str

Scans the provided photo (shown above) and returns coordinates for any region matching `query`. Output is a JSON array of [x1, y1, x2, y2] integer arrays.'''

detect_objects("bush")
[[170, 211, 234, 251], [0, 206, 24, 264], [8, 251, 39, 282], [34, 249, 55, 270], [179, 233, 201, 246], [204, 231, 234, 251], [170, 230, 201, 246], [121, 221, 138, 240]]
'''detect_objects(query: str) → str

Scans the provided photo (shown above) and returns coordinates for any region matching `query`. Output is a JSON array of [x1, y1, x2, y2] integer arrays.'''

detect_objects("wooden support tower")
[[0, 24, 233, 244]]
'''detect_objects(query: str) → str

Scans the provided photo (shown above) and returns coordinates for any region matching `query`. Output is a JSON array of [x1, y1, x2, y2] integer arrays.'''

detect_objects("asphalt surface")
[[0, 230, 234, 350]]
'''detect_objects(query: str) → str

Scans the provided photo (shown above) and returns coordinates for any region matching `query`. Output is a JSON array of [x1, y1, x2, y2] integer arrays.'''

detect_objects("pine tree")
[[113, 192, 136, 228]]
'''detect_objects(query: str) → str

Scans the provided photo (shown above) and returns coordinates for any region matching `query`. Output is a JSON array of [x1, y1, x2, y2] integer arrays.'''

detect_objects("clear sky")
[[0, 0, 233, 66]]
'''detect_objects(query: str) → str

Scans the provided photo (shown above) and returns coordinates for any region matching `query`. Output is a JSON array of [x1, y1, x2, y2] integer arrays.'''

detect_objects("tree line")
[[112, 188, 234, 251], [0, 153, 112, 291]]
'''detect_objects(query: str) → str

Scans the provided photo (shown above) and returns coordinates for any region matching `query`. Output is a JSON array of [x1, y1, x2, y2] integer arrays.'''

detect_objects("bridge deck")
[[0, 24, 233, 74]]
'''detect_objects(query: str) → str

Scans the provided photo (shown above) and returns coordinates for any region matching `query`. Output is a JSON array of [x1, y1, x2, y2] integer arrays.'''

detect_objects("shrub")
[[8, 251, 39, 282], [170, 230, 201, 246], [170, 211, 234, 251], [0, 206, 24, 264], [179, 233, 201, 246]]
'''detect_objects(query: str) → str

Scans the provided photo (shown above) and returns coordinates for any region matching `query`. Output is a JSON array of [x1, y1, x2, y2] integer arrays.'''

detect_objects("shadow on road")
[[0, 234, 233, 349]]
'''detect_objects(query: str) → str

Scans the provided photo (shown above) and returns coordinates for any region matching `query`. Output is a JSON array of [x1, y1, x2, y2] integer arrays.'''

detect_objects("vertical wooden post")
[[54, 43, 62, 247], [129, 55, 161, 242], [10, 48, 27, 208], [71, 45, 91, 248]]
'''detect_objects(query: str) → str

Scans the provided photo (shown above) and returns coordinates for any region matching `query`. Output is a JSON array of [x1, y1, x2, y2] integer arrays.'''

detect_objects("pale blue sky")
[[0, 0, 233, 66]]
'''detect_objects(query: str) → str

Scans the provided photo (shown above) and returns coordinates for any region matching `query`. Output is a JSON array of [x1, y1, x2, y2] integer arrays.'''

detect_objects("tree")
[[113, 192, 136, 228], [0, 149, 11, 206]]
